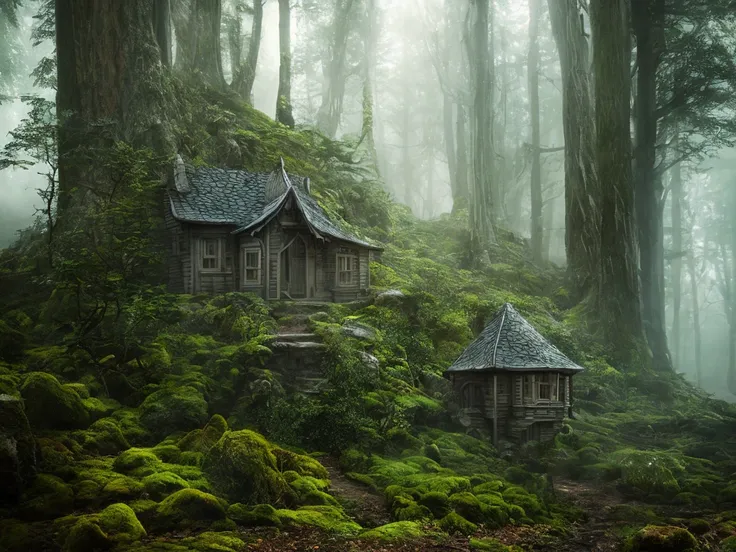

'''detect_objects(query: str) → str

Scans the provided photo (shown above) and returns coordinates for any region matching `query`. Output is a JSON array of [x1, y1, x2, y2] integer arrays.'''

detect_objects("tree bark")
[[467, 0, 496, 253], [231, 0, 263, 103], [591, 0, 645, 361], [670, 142, 683, 368], [56, 0, 172, 211], [529, 0, 543, 263], [276, 0, 294, 127], [686, 247, 702, 386], [454, 103, 469, 213], [317, 0, 356, 138], [360, 0, 380, 176], [547, 0, 599, 298], [192, 0, 225, 87], [154, 0, 172, 67], [632, 0, 671, 372]]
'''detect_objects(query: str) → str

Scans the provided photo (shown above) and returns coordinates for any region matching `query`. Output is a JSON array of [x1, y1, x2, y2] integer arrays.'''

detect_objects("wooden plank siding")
[[163, 202, 186, 293]]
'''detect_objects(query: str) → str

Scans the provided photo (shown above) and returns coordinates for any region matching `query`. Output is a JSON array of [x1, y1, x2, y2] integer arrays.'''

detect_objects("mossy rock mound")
[[139, 385, 208, 439], [203, 430, 296, 505], [154, 488, 227, 531], [19, 474, 74, 520], [359, 521, 428, 542], [178, 414, 228, 454], [626, 525, 698, 551], [142, 472, 190, 500], [74, 418, 130, 456], [63, 503, 146, 552], [228, 503, 282, 527], [276, 505, 362, 536], [113, 448, 163, 477], [20, 373, 90, 430], [438, 511, 478, 535], [721, 536, 736, 552]]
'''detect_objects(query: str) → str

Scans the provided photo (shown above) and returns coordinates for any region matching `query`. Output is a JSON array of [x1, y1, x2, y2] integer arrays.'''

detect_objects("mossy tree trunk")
[[633, 0, 671, 372], [670, 133, 683, 369], [454, 103, 469, 213], [547, 0, 599, 299], [359, 0, 380, 177], [528, 0, 542, 264], [230, 0, 263, 104], [276, 0, 294, 127], [55, 0, 173, 212], [317, 0, 357, 138], [172, 0, 225, 88], [590, 0, 646, 364]]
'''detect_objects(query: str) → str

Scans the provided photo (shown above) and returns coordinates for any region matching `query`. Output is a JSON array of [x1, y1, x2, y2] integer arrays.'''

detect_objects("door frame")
[[277, 234, 310, 299]]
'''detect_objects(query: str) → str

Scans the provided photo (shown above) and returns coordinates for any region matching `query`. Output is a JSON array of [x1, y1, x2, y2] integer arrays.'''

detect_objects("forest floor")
[[239, 475, 641, 551]]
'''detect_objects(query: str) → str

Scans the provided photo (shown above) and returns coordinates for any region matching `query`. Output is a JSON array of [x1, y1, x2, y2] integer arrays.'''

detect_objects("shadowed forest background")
[[3, 0, 736, 551]]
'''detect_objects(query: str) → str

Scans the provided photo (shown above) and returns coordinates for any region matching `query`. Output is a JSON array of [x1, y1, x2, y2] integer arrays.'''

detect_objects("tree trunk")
[[467, 0, 496, 253], [686, 248, 702, 386], [633, 0, 670, 372], [276, 0, 294, 127], [317, 0, 356, 138], [454, 103, 469, 213], [56, 0, 172, 211], [529, 0, 543, 263], [547, 0, 599, 298], [670, 142, 683, 368], [232, 0, 263, 103], [172, 0, 193, 70], [730, 181, 736, 393], [192, 0, 225, 87], [154, 0, 172, 67], [360, 0, 380, 176], [590, 0, 645, 362]]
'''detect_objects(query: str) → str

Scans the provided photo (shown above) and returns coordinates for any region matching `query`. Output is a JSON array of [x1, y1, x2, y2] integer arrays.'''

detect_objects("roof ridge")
[[491, 303, 510, 367]]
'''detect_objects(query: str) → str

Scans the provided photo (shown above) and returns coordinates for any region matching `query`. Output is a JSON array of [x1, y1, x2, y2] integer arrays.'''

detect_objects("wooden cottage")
[[444, 303, 584, 445], [165, 156, 383, 300]]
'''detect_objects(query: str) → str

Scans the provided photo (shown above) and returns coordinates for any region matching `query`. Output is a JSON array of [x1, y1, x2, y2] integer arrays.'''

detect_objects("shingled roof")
[[445, 303, 584, 374], [168, 157, 382, 250]]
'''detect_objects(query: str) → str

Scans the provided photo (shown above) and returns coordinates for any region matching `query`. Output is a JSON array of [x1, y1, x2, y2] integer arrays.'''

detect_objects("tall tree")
[[528, 0, 542, 263], [670, 147, 683, 368], [359, 0, 380, 176], [276, 0, 294, 127], [548, 0, 599, 298], [173, 0, 225, 87], [55, 0, 173, 212], [632, 0, 671, 372], [229, 0, 264, 103], [590, 0, 645, 360], [317, 0, 357, 138], [467, 0, 496, 254]]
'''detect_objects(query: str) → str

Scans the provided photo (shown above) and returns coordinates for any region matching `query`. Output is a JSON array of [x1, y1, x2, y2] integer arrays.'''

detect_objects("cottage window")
[[523, 375, 533, 400], [243, 248, 262, 284], [460, 383, 484, 408], [559, 376, 567, 403], [538, 373, 551, 400], [201, 238, 220, 271], [337, 254, 356, 286]]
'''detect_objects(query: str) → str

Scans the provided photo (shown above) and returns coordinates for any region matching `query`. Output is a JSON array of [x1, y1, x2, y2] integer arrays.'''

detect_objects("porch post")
[[492, 373, 498, 447], [568, 376, 574, 419]]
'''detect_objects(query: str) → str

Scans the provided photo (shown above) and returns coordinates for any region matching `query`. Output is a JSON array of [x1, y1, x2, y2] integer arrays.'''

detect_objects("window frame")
[[200, 238, 221, 271], [336, 253, 357, 287], [243, 247, 262, 285]]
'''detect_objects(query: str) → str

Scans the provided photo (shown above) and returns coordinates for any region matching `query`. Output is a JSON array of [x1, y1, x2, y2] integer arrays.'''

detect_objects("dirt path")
[[320, 456, 391, 528]]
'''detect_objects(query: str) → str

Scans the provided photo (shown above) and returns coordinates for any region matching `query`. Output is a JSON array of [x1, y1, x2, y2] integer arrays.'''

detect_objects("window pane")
[[205, 240, 216, 256], [245, 269, 259, 282], [246, 251, 259, 267]]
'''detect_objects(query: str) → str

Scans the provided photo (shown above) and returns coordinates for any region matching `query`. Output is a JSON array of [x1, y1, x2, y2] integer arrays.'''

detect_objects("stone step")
[[270, 340, 327, 351], [268, 332, 318, 344]]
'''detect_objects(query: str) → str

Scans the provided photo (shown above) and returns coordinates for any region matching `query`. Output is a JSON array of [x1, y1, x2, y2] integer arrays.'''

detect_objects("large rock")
[[0, 394, 36, 504], [138, 385, 208, 439], [341, 321, 378, 342], [375, 289, 406, 307], [20, 373, 90, 430]]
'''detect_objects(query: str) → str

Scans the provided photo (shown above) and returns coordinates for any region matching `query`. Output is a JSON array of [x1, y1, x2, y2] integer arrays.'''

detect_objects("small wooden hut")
[[444, 303, 584, 445]]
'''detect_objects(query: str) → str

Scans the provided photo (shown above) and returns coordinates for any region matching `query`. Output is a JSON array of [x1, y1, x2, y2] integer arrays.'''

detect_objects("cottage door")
[[280, 235, 308, 299]]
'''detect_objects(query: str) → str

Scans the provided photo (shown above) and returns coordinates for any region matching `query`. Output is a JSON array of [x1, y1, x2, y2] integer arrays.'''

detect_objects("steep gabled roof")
[[445, 303, 584, 374], [168, 158, 382, 250]]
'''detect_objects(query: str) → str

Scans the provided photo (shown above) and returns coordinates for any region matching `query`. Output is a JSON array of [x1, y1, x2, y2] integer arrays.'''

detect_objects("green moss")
[[20, 372, 90, 429], [438, 511, 478, 535], [101, 476, 145, 501], [139, 385, 208, 439], [276, 505, 361, 536], [391, 495, 431, 521], [611, 449, 681, 497], [470, 537, 521, 551], [113, 448, 163, 476], [272, 447, 329, 479], [177, 414, 228, 454], [227, 503, 282, 527], [155, 489, 227, 531], [143, 472, 190, 500], [423, 443, 442, 464], [203, 430, 292, 505], [684, 518, 710, 536], [63, 518, 110, 552], [37, 437, 76, 473], [151, 444, 182, 463], [0, 519, 47, 551], [626, 525, 697, 552], [64, 383, 90, 399], [75, 417, 130, 455], [448, 492, 485, 524], [63, 503, 145, 552], [111, 408, 151, 444], [96, 503, 147, 544], [419, 491, 451, 518], [721, 536, 736, 552], [359, 521, 427, 541], [19, 474, 74, 520]]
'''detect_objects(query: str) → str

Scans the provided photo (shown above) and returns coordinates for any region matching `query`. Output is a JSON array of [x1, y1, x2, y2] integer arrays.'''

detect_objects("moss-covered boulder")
[[19, 474, 74, 520], [154, 489, 227, 531], [113, 448, 163, 477], [139, 385, 208, 439], [0, 394, 37, 504], [142, 472, 190, 500], [203, 430, 293, 504], [439, 511, 478, 535], [359, 521, 427, 542], [275, 505, 362, 536], [721, 536, 736, 552], [63, 503, 146, 552], [228, 503, 282, 527], [419, 491, 451, 518], [74, 418, 130, 456], [177, 414, 228, 454], [20, 373, 91, 430], [626, 525, 698, 551]]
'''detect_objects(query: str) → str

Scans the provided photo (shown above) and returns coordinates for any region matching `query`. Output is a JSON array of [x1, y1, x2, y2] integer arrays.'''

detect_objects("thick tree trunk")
[[547, 0, 599, 298], [317, 0, 356, 138], [231, 0, 263, 103], [56, 0, 172, 211], [454, 103, 469, 213], [670, 147, 683, 368], [276, 0, 294, 127], [590, 0, 645, 361], [529, 0, 543, 263], [360, 0, 380, 176], [633, 0, 671, 372], [467, 0, 496, 253], [154, 0, 172, 67], [686, 248, 702, 386], [192, 0, 225, 87]]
